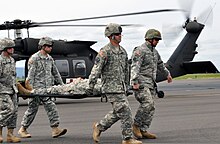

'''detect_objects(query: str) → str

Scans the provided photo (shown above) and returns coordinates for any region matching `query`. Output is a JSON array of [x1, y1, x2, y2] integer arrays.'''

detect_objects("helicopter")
[[0, 2, 218, 99]]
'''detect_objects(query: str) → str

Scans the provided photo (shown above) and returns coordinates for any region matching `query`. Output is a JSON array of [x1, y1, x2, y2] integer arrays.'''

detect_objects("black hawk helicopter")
[[0, 2, 218, 99]]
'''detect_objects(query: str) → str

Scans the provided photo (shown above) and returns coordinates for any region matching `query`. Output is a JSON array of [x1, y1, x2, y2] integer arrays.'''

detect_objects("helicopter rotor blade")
[[0, 22, 141, 30], [162, 23, 184, 47], [34, 9, 183, 25], [162, 0, 196, 47], [197, 4, 215, 27], [163, 0, 214, 48], [178, 0, 195, 20], [35, 24, 143, 27], [0, 9, 182, 31]]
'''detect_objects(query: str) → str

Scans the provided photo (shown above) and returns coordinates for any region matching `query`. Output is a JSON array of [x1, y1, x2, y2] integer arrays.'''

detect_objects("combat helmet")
[[104, 23, 122, 37], [0, 38, 15, 51], [145, 29, 162, 40], [38, 37, 53, 46]]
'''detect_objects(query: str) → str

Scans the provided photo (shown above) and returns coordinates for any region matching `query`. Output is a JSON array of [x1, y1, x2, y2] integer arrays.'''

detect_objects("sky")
[[0, 0, 219, 70]]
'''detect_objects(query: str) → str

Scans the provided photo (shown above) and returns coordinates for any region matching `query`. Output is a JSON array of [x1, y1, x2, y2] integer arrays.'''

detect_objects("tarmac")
[[2, 78, 220, 144]]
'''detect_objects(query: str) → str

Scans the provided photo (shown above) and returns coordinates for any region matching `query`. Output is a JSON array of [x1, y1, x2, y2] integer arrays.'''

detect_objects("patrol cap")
[[104, 23, 122, 37], [145, 29, 162, 40], [38, 36, 53, 46], [0, 38, 15, 51]]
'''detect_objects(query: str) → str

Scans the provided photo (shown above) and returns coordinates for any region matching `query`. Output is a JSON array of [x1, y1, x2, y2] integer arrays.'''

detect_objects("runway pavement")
[[3, 78, 220, 144]]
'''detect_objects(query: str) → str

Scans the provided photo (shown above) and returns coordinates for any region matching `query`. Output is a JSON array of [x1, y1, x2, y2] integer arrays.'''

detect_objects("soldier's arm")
[[124, 56, 129, 86], [130, 47, 143, 85], [156, 50, 170, 77], [26, 57, 37, 87], [0, 61, 2, 77], [88, 49, 107, 89], [156, 50, 172, 83]]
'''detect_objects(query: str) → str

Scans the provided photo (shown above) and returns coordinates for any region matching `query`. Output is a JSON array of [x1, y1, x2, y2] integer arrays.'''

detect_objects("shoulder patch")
[[28, 55, 36, 64], [134, 49, 141, 56], [98, 50, 106, 58], [28, 59, 33, 64]]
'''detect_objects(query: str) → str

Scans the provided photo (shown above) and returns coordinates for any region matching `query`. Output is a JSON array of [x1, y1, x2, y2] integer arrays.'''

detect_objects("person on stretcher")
[[17, 77, 102, 96]]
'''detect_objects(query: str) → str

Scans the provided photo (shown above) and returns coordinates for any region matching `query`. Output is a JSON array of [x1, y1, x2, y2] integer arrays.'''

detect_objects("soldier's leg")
[[7, 128, 21, 143], [92, 94, 122, 143], [114, 97, 133, 140], [0, 94, 14, 142], [93, 109, 119, 143], [41, 97, 59, 126], [34, 83, 77, 95], [96, 94, 122, 132], [32, 78, 101, 95], [98, 110, 119, 131], [0, 95, 14, 127], [21, 97, 40, 128], [134, 87, 156, 139], [41, 97, 67, 138], [36, 78, 87, 95], [134, 87, 155, 131], [92, 103, 119, 143], [7, 94, 18, 129], [18, 97, 39, 138], [2, 94, 21, 143], [99, 94, 133, 140]]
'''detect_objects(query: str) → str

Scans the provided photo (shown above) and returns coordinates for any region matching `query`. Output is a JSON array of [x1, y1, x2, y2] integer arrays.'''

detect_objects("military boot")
[[0, 127, 3, 143], [132, 124, 142, 139], [7, 128, 21, 143], [141, 131, 157, 139], [17, 82, 32, 95], [93, 122, 101, 143], [18, 126, 31, 138], [51, 127, 67, 138], [122, 138, 142, 144]]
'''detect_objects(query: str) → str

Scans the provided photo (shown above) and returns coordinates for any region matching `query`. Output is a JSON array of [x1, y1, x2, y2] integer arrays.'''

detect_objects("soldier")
[[18, 37, 67, 138], [86, 23, 142, 144], [130, 29, 172, 139], [0, 38, 21, 143]]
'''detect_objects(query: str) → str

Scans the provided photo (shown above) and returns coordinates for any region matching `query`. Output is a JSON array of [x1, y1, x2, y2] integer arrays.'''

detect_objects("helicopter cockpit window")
[[72, 60, 86, 77], [54, 60, 69, 76]]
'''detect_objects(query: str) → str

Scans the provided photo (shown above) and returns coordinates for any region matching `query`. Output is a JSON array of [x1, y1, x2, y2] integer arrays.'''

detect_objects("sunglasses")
[[154, 38, 161, 41], [4, 47, 14, 50], [44, 44, 53, 47], [113, 33, 121, 36]]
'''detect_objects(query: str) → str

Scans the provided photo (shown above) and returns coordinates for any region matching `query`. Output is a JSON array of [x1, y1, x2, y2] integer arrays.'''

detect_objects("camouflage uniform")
[[0, 38, 21, 143], [130, 30, 170, 133], [0, 53, 18, 129], [33, 78, 101, 96], [88, 41, 133, 140], [21, 40, 63, 129]]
